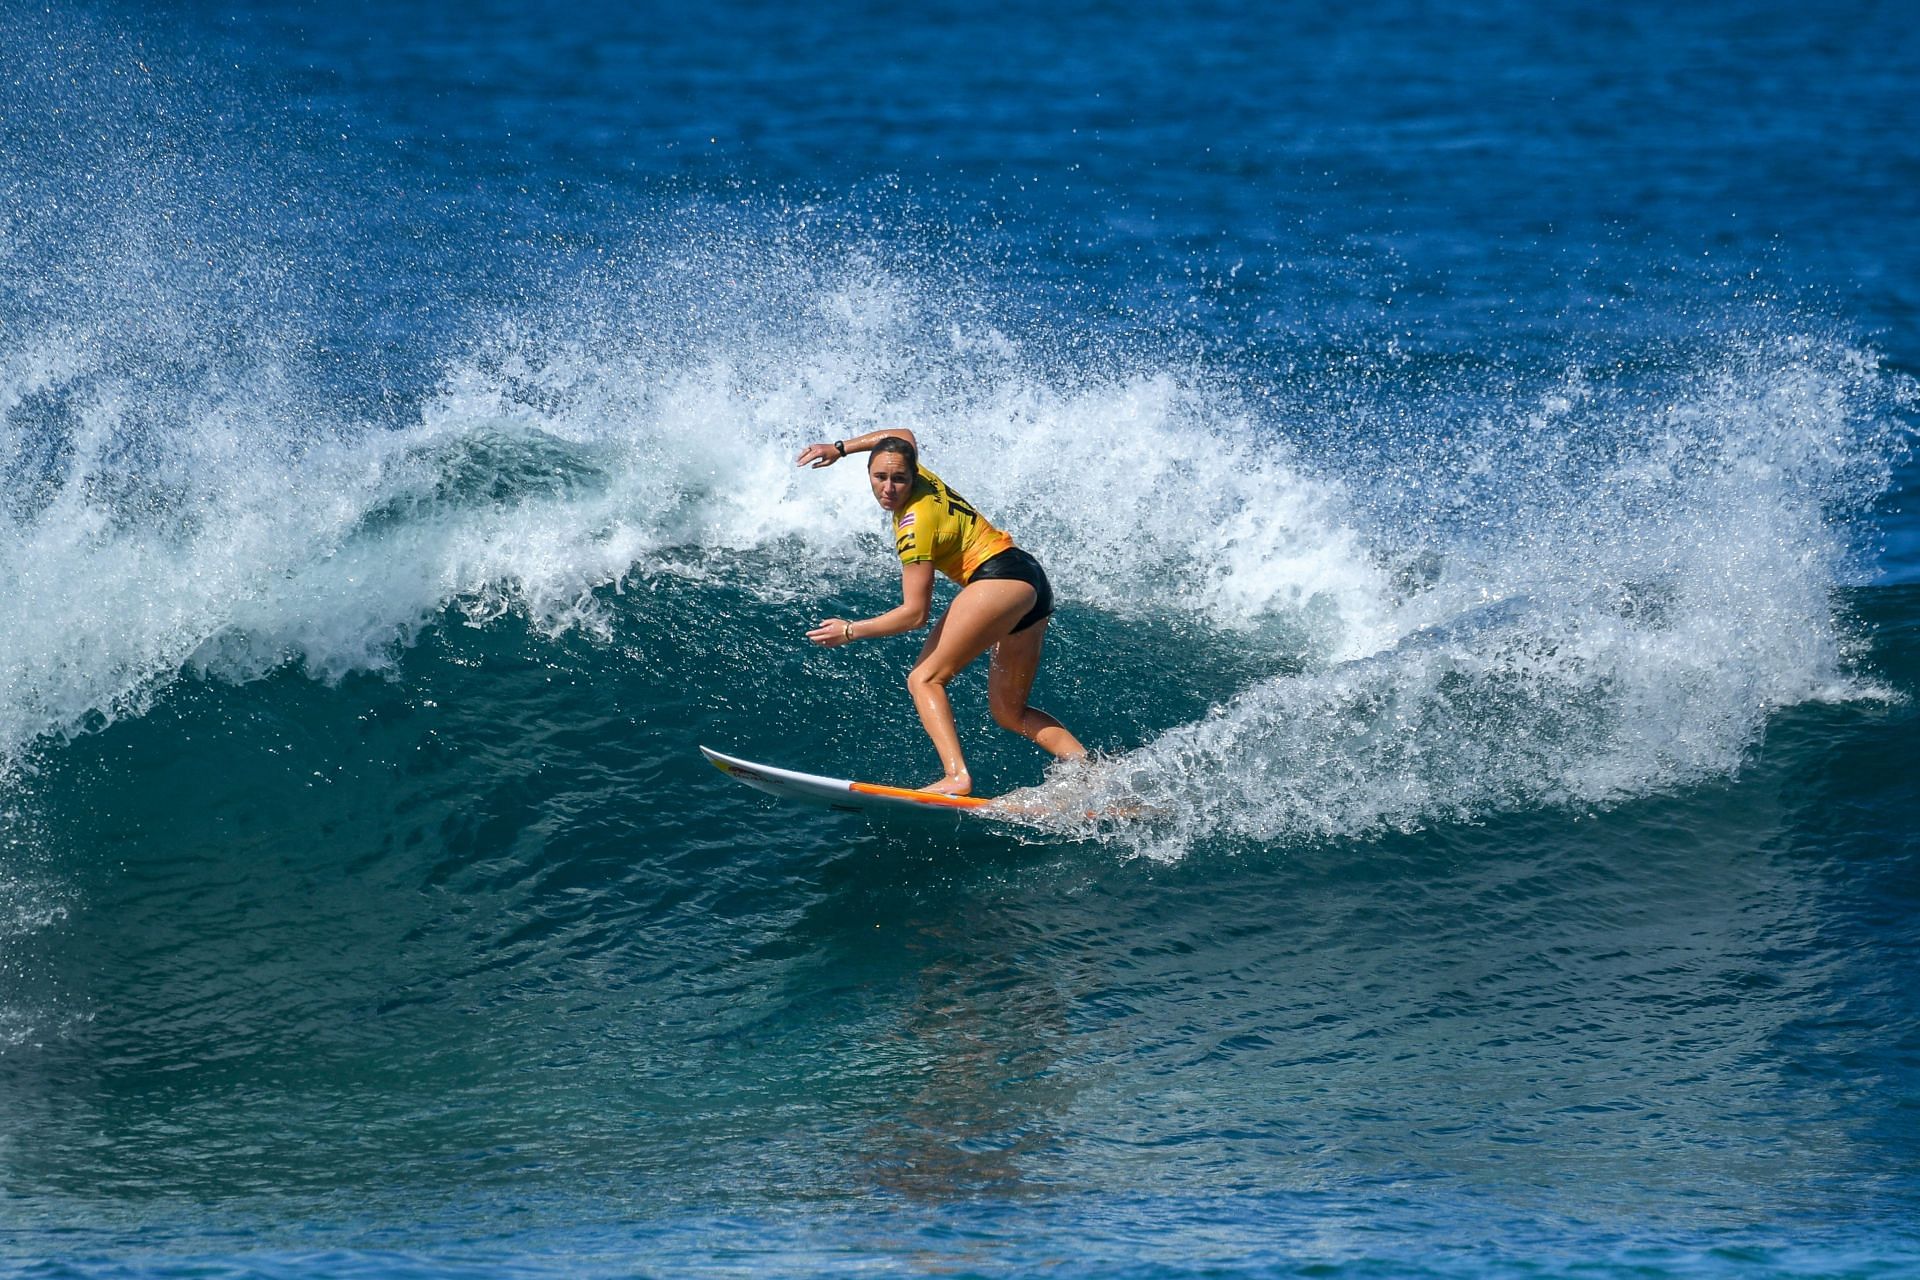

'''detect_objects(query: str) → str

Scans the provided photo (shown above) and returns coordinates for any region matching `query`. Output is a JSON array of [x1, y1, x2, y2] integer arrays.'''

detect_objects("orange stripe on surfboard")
[[847, 781, 993, 809]]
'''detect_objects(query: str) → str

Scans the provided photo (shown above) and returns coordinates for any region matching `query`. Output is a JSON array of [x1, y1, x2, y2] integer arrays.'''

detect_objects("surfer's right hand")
[[796, 442, 841, 468], [807, 617, 855, 646]]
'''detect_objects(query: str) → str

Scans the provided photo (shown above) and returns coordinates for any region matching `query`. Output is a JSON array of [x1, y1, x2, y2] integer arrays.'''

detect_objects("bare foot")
[[924, 770, 973, 796]]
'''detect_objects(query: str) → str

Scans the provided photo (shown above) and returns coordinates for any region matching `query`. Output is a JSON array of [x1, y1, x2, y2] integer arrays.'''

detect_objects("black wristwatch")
[[833, 440, 846, 456]]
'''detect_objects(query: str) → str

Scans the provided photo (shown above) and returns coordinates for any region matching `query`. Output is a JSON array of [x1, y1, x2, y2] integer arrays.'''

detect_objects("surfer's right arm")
[[807, 561, 935, 647], [796, 428, 919, 469]]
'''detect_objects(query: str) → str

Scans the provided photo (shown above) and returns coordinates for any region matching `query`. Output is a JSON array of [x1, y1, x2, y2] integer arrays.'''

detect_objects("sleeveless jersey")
[[891, 465, 1015, 584]]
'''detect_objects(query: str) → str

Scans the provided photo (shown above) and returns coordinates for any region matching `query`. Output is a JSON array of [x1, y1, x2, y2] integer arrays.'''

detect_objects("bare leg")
[[988, 619, 1085, 759], [907, 579, 1037, 794]]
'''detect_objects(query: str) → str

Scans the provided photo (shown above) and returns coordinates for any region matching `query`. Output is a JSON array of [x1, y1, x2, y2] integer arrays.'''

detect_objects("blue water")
[[3, 1, 1918, 1276]]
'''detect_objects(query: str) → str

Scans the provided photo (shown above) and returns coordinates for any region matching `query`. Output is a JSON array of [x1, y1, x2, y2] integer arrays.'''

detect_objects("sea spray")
[[1018, 334, 1913, 857], [0, 245, 1386, 761]]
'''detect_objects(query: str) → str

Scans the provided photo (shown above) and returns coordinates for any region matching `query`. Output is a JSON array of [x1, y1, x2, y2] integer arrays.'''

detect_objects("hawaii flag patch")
[[897, 512, 917, 528]]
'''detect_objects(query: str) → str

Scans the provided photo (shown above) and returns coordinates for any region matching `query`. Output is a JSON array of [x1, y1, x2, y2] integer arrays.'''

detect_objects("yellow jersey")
[[891, 465, 1015, 584]]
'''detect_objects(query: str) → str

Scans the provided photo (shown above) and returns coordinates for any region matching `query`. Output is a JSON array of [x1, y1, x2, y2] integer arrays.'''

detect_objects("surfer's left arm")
[[796, 428, 919, 469], [807, 561, 935, 646]]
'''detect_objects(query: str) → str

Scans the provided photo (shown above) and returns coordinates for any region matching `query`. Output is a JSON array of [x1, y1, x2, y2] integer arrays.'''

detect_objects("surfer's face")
[[868, 454, 914, 510]]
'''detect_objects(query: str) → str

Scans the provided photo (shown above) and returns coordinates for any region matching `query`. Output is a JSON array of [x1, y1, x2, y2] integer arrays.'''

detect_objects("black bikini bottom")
[[968, 546, 1054, 634]]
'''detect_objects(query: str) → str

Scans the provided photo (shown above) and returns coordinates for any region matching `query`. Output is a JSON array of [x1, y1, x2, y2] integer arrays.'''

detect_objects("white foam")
[[1015, 334, 1911, 857], [0, 247, 1907, 870]]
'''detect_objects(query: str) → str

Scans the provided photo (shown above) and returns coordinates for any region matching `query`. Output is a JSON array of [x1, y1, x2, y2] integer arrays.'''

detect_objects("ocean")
[[3, 0, 1917, 1275]]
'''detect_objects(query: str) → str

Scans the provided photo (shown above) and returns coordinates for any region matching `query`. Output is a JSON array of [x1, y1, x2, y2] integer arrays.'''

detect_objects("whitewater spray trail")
[[0, 241, 1387, 758], [1021, 335, 1912, 857], [0, 208, 1911, 870]]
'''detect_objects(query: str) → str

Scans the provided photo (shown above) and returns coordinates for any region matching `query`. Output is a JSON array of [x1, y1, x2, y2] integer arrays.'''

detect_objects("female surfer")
[[797, 430, 1084, 795]]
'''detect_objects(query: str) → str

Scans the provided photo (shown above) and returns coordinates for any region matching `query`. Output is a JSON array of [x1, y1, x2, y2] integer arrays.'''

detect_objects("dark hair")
[[867, 435, 919, 474]]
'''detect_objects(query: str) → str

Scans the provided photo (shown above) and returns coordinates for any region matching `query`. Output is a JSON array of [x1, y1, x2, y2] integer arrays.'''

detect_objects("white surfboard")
[[699, 745, 999, 815]]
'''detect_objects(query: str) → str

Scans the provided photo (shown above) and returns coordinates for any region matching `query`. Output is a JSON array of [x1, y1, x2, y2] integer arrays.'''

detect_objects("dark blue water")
[[3, 1, 1917, 1275]]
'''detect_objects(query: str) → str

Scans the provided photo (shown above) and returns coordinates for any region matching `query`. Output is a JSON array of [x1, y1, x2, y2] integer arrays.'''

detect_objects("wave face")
[[1, 252, 1905, 853], [4, 1, 1920, 1277]]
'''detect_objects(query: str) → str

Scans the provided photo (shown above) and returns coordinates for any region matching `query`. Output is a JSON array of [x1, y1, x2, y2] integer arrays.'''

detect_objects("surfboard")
[[699, 745, 998, 815]]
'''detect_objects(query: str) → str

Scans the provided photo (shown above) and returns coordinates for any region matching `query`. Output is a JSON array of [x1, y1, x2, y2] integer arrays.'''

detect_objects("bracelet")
[[833, 439, 846, 456], [843, 620, 854, 642]]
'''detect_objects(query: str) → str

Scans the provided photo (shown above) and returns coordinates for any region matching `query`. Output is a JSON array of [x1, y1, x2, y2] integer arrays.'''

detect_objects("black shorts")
[[968, 546, 1054, 634]]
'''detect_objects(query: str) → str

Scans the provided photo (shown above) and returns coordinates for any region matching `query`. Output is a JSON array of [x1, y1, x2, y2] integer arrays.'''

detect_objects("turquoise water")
[[3, 1, 1918, 1275]]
